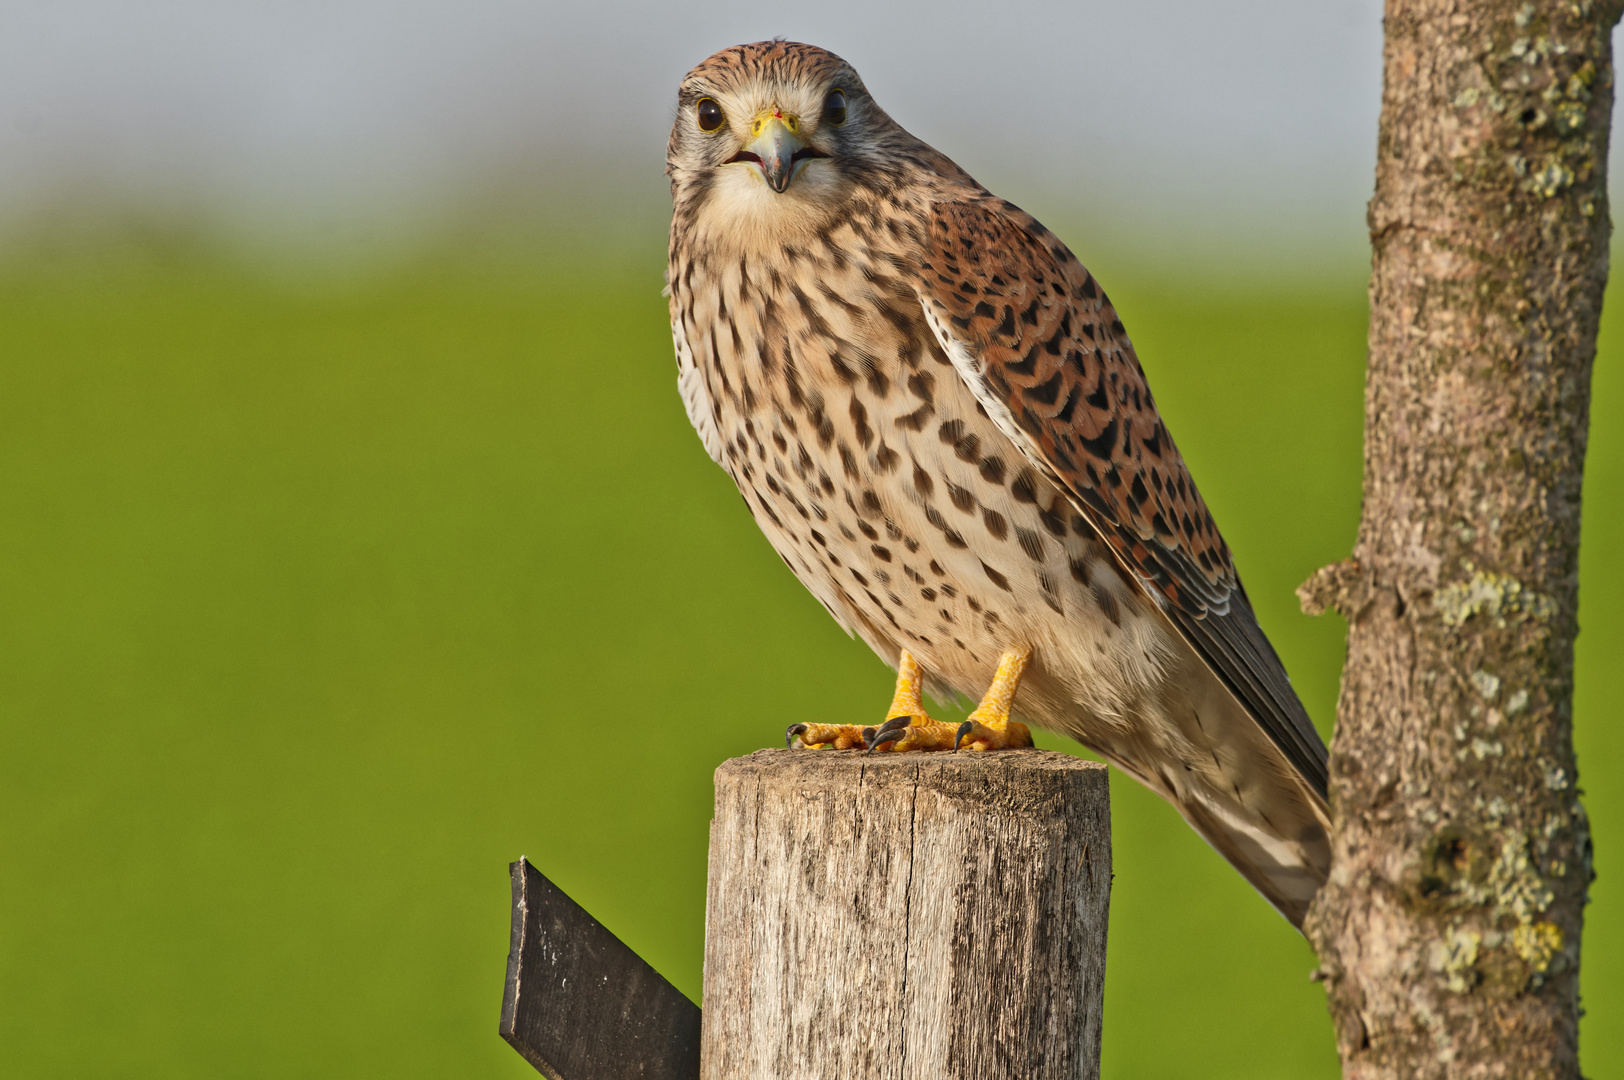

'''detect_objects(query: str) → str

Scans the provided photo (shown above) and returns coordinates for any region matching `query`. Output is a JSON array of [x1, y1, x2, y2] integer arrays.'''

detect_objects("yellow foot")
[[786, 648, 1034, 753], [783, 722, 872, 750], [786, 651, 958, 751], [953, 647, 1035, 751]]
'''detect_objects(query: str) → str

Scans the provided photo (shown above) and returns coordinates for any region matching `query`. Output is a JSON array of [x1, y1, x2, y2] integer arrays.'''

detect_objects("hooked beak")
[[728, 110, 827, 193]]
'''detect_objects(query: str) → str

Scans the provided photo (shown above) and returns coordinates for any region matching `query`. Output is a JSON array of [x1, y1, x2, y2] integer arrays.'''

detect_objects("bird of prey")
[[665, 40, 1330, 927]]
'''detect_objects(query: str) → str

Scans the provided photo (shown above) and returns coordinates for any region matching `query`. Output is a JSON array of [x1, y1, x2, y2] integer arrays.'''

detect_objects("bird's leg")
[[786, 650, 1029, 752], [787, 651, 958, 751], [864, 651, 963, 752], [953, 647, 1035, 751]]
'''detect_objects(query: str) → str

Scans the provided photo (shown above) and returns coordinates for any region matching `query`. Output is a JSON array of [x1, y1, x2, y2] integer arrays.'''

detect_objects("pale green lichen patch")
[[1532, 158, 1577, 196], [1565, 59, 1598, 100], [1473, 26, 1604, 199], [1434, 561, 1557, 626], [1452, 23, 1602, 203], [1424, 825, 1565, 993], [1481, 828, 1557, 922], [1432, 926, 1483, 993], [1470, 669, 1502, 699], [1552, 99, 1588, 132], [1512, 920, 1563, 972], [1432, 918, 1564, 994]]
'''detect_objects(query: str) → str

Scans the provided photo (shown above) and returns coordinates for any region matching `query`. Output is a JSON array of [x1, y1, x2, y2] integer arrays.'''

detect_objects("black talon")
[[786, 723, 808, 747], [877, 715, 913, 735], [866, 732, 904, 753], [866, 715, 913, 753], [953, 720, 975, 752]]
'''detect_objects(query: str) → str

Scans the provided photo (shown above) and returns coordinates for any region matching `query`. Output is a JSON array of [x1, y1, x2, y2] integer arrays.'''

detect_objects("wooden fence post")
[[701, 748, 1111, 1080]]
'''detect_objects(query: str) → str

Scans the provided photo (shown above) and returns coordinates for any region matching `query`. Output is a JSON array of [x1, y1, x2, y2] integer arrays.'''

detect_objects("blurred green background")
[[0, 221, 1617, 1078]]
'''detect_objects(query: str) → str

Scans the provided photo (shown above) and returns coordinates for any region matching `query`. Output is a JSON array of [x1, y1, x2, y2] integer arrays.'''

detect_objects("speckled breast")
[[671, 226, 1157, 710]]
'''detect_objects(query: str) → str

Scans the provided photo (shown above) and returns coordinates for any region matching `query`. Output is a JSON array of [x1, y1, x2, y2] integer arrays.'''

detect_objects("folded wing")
[[914, 196, 1328, 799]]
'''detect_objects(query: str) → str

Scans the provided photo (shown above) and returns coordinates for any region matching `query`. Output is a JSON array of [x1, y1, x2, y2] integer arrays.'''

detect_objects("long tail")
[[1087, 685, 1332, 930], [1171, 782, 1330, 929]]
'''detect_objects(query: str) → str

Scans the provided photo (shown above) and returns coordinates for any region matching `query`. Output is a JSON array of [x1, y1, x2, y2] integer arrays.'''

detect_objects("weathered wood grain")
[[701, 748, 1110, 1080], [501, 857, 701, 1080]]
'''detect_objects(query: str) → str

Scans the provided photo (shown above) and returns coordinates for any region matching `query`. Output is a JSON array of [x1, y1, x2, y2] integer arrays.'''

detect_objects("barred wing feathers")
[[914, 197, 1328, 799]]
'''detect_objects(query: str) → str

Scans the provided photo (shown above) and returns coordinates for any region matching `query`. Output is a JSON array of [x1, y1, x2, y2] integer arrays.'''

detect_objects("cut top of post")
[[715, 744, 1107, 799]]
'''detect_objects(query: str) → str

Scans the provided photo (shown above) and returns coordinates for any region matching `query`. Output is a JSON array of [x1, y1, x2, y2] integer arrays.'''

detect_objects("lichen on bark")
[[1299, 1, 1618, 1077]]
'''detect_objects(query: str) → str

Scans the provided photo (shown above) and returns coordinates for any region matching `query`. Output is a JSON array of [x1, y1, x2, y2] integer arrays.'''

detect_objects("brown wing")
[[916, 196, 1328, 798]]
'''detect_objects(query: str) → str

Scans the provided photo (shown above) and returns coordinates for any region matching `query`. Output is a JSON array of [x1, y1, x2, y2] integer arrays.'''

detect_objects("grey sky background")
[[0, 0, 1575, 268]]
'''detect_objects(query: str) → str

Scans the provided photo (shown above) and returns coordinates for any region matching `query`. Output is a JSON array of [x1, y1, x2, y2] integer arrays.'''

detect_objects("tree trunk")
[[1297, 1, 1619, 1076]]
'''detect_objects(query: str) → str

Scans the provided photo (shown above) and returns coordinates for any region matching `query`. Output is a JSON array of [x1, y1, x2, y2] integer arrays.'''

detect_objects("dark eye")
[[696, 98, 724, 132], [823, 88, 847, 126]]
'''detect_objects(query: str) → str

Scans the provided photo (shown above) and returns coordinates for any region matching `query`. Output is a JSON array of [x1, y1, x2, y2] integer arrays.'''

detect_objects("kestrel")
[[665, 41, 1330, 927]]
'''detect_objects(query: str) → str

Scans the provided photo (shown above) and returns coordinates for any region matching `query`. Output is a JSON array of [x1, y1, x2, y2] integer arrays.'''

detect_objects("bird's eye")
[[696, 98, 724, 132], [822, 88, 847, 126]]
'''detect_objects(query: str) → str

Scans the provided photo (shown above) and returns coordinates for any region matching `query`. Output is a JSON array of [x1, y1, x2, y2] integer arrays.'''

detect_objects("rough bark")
[[700, 749, 1110, 1080], [1297, 2, 1619, 1077]]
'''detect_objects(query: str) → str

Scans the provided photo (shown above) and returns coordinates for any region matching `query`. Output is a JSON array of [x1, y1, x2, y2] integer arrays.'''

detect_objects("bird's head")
[[667, 41, 918, 245]]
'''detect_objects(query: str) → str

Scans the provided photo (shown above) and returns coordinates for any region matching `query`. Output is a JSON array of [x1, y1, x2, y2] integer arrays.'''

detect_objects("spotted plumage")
[[666, 40, 1330, 926]]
